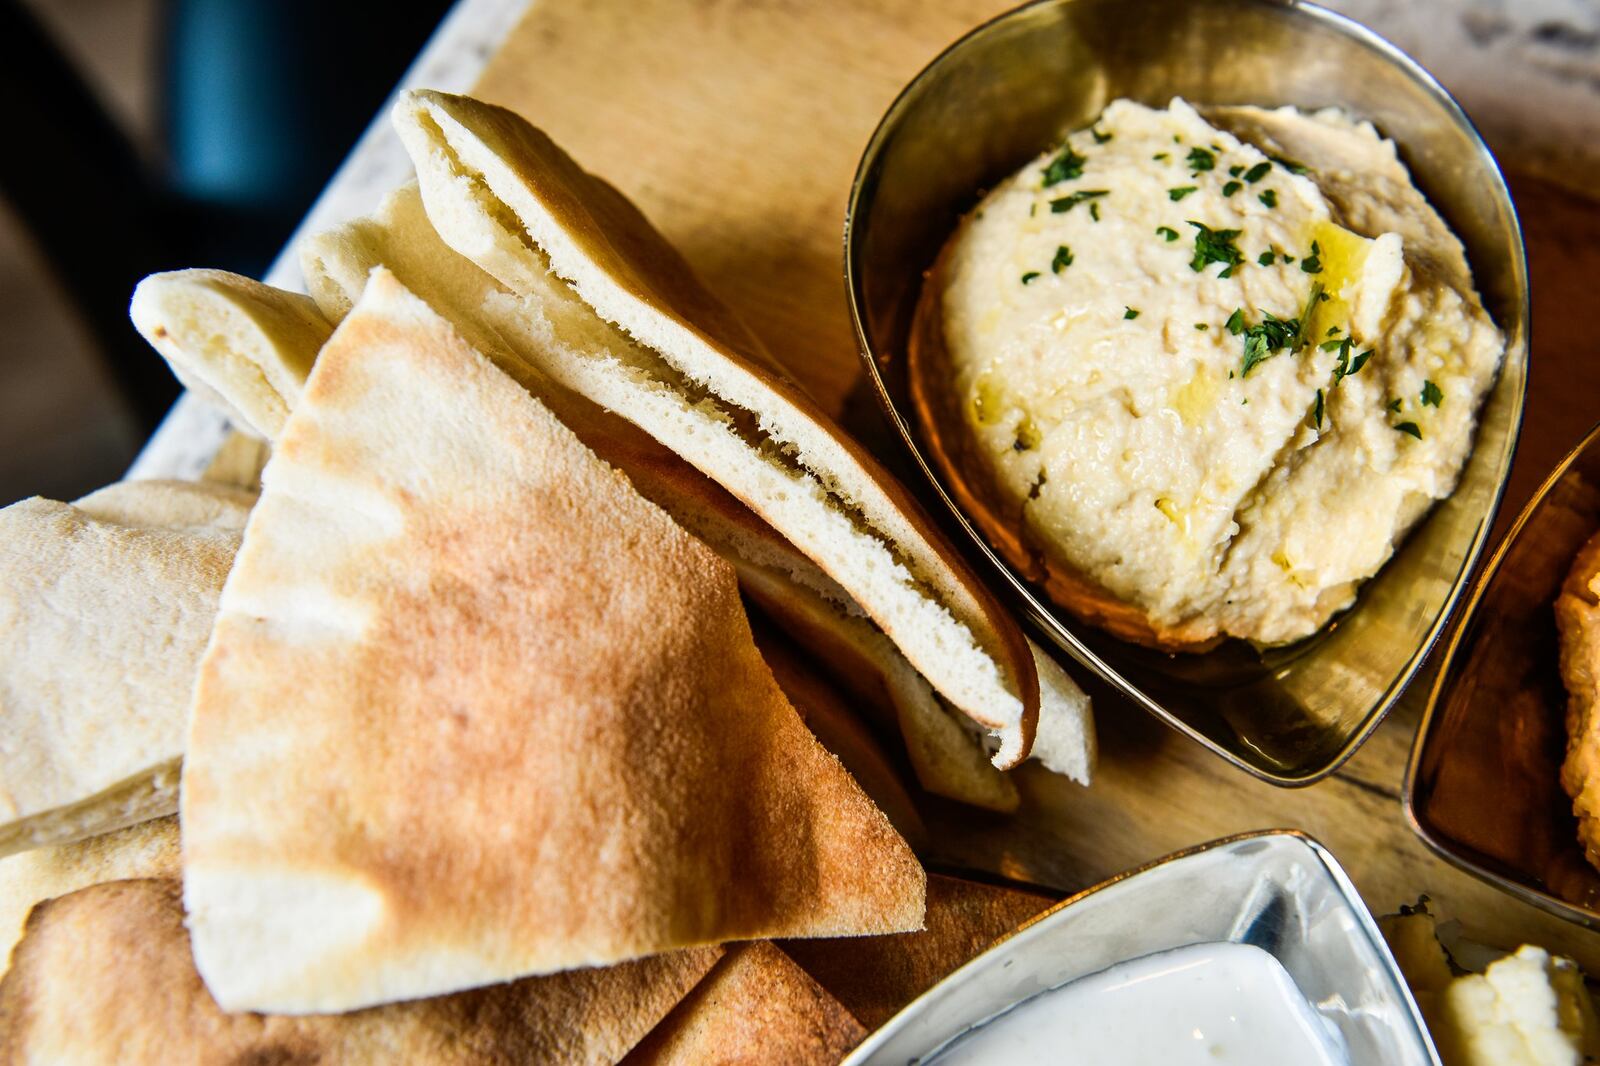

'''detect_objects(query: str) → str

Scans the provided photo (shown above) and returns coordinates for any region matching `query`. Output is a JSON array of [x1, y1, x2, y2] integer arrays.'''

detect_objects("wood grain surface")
[[475, 0, 1600, 968]]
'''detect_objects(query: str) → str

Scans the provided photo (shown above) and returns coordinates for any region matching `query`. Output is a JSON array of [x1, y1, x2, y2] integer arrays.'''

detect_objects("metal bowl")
[[1405, 423, 1600, 929], [844, 0, 1528, 784], [845, 830, 1438, 1065]]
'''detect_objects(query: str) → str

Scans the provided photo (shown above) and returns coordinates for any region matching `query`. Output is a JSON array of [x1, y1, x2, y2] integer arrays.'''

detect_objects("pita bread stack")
[[298, 180, 1093, 804], [0, 480, 253, 857], [181, 268, 923, 1013], [389, 89, 1040, 768], [0, 879, 720, 1065]]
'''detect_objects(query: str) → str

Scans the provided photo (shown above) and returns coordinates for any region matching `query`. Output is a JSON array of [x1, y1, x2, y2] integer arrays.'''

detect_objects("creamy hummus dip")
[[923, 98, 1504, 648]]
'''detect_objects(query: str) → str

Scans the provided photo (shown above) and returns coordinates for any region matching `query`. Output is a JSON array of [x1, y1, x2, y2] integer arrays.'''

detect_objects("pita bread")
[[181, 268, 923, 1013], [391, 89, 1038, 768], [130, 268, 331, 440], [73, 478, 255, 532], [0, 482, 249, 857], [300, 183, 1092, 799], [0, 879, 720, 1066], [622, 942, 866, 1065], [781, 873, 1056, 1029], [0, 815, 179, 969], [754, 628, 926, 847]]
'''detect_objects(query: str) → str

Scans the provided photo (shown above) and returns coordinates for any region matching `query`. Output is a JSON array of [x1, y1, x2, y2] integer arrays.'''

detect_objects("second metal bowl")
[[844, 0, 1528, 784]]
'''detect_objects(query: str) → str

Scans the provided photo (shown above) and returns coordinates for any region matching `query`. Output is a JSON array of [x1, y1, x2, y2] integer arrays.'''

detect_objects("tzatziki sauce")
[[929, 941, 1349, 1065]]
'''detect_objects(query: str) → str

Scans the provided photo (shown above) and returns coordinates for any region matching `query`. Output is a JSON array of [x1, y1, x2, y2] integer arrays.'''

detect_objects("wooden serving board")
[[474, 0, 1600, 967]]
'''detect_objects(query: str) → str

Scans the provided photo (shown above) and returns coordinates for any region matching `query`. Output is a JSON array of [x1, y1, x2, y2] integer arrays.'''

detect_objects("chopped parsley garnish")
[[1326, 325, 1342, 336], [1124, 307, 1140, 319], [1157, 225, 1180, 241], [1051, 245, 1074, 273], [1090, 202, 1101, 222], [1195, 323, 1209, 331], [1258, 250, 1276, 267], [1310, 388, 1325, 429], [1049, 189, 1109, 213], [1258, 189, 1278, 208], [1168, 186, 1198, 201], [1421, 380, 1443, 407], [1243, 161, 1272, 183], [1334, 347, 1372, 382], [1042, 146, 1088, 186], [1188, 221, 1244, 274], [1223, 180, 1242, 197], [1387, 397, 1403, 413], [1225, 308, 1245, 335], [1229, 164, 1245, 177], [1021, 271, 1041, 284], [1319, 336, 1349, 353], [1153, 152, 1169, 161], [1282, 252, 1295, 263], [1395, 421, 1423, 439], [1271, 154, 1309, 175], [1301, 240, 1323, 274], [1238, 311, 1301, 376], [1289, 282, 1324, 351], [1187, 147, 1216, 173], [1092, 126, 1113, 144]]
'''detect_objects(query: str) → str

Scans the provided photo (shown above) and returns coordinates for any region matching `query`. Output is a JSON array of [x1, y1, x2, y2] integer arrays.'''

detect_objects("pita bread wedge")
[[0, 879, 720, 1066], [0, 482, 250, 857], [391, 89, 1038, 768], [0, 815, 179, 968], [299, 183, 1093, 801], [781, 874, 1056, 1029], [622, 942, 866, 1066], [182, 268, 924, 1014], [754, 628, 926, 847], [130, 268, 331, 439]]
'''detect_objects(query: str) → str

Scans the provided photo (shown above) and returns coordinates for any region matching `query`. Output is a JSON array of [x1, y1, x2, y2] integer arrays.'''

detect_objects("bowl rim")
[[843, 828, 1440, 1065], [842, 0, 1530, 786], [1402, 420, 1600, 932]]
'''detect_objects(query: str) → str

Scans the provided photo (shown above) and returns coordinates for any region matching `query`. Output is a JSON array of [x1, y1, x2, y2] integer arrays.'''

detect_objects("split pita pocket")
[[0, 879, 720, 1066], [390, 88, 1039, 768], [622, 942, 866, 1066], [0, 480, 253, 858], [181, 268, 924, 1014], [297, 182, 1091, 804], [130, 269, 332, 440]]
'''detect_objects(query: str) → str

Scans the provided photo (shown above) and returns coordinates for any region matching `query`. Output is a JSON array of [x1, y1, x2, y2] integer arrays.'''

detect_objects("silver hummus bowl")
[[844, 0, 1528, 784]]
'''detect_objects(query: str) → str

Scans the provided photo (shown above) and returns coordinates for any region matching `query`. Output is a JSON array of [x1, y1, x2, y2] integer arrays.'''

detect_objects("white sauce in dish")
[[929, 941, 1349, 1065]]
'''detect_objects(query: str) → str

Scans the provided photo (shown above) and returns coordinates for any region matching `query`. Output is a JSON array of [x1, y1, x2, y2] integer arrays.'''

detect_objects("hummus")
[[920, 98, 1504, 648]]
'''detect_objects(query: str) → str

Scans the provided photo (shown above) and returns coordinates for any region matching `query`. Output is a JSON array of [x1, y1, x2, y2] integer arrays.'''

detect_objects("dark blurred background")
[[0, 0, 449, 503]]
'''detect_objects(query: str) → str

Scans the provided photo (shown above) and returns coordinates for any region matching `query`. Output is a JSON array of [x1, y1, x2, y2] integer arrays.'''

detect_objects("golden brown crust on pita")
[[780, 873, 1055, 1029], [754, 628, 926, 848], [393, 90, 1038, 764], [0, 815, 180, 971], [1559, 527, 1600, 871], [622, 942, 867, 1066], [909, 249, 1222, 654], [182, 269, 923, 1013], [0, 879, 720, 1066]]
